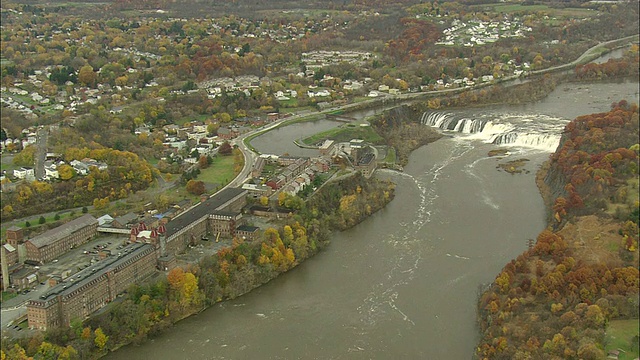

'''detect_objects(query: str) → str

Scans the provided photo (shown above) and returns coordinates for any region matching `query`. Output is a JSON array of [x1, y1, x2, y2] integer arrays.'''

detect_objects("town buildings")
[[160, 188, 249, 255], [26, 243, 157, 330], [24, 214, 98, 265], [22, 187, 256, 330]]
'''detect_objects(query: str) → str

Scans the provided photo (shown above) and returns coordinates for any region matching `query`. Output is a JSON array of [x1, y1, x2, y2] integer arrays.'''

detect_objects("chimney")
[[1, 246, 9, 290]]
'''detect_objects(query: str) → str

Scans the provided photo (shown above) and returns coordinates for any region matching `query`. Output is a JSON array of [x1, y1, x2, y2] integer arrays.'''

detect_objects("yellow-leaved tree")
[[94, 327, 108, 351]]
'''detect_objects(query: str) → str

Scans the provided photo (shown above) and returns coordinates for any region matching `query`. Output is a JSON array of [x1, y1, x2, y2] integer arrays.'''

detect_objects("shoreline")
[[2, 43, 637, 359]]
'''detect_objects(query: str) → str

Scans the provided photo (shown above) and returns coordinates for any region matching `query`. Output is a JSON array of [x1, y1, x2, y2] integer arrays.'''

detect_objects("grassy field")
[[1, 211, 76, 239], [606, 319, 640, 360], [382, 147, 396, 163], [0, 162, 17, 172], [301, 124, 384, 145], [1, 291, 18, 303], [174, 114, 211, 126], [197, 155, 237, 185]]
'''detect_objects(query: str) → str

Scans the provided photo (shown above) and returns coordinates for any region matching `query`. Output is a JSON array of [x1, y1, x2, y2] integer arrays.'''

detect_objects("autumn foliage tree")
[[476, 103, 639, 359], [186, 180, 206, 195], [167, 267, 202, 310], [218, 141, 232, 155]]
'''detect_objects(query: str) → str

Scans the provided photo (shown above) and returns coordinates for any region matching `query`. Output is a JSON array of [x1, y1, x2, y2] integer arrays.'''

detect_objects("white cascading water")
[[420, 111, 566, 152]]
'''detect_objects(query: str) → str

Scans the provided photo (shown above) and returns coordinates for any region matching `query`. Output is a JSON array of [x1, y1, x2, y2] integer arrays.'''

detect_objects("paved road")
[[4, 34, 638, 233], [34, 127, 47, 180], [530, 34, 639, 75]]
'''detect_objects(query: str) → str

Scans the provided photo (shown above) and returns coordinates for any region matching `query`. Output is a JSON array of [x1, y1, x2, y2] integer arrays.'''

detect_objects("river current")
[[107, 80, 638, 360]]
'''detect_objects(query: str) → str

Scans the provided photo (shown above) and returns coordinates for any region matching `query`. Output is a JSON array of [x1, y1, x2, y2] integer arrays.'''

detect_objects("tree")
[[3, 205, 13, 217], [198, 156, 209, 169], [94, 327, 108, 351], [82, 206, 88, 213], [25, 221, 31, 228], [207, 123, 219, 136], [217, 112, 231, 123], [218, 141, 232, 155], [39, 216, 46, 224], [278, 192, 287, 207], [181, 272, 200, 307], [167, 267, 186, 290], [78, 65, 96, 87], [259, 196, 269, 206], [13, 145, 36, 166], [57, 164, 74, 180], [186, 180, 206, 195], [81, 326, 92, 340]]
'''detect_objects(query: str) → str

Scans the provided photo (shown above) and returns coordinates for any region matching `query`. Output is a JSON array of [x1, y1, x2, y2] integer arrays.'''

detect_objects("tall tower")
[[1, 246, 9, 290], [5, 226, 24, 247]]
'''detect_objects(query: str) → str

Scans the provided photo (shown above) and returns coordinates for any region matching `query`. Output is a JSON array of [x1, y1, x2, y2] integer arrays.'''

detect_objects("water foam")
[[421, 111, 567, 152]]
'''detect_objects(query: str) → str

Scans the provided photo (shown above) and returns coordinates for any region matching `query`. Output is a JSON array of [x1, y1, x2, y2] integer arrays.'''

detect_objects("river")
[[107, 80, 638, 360]]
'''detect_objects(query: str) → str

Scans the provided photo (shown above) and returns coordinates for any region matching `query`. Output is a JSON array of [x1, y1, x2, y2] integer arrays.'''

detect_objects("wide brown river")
[[107, 80, 638, 359]]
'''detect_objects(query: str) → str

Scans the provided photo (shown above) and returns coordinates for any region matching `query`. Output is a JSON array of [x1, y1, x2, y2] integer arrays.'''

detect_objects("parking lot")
[[39, 233, 129, 280]]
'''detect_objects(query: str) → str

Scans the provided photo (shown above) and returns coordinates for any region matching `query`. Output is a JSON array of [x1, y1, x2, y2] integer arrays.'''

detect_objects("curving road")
[[226, 34, 639, 191]]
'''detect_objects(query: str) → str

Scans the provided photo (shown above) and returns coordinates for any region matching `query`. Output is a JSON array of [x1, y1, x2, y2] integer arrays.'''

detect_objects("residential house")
[[13, 167, 35, 181], [43, 161, 60, 180], [70, 160, 89, 176]]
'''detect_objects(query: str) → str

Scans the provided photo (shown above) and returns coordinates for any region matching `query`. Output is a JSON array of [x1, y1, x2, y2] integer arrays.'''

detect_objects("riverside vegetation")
[[0, 172, 395, 359], [476, 101, 639, 359]]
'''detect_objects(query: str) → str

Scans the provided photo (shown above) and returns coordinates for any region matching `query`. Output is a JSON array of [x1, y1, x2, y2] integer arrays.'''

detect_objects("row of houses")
[[265, 157, 310, 190]]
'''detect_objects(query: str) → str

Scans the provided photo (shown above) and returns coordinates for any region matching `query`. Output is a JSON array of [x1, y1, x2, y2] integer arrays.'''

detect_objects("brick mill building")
[[26, 188, 257, 330], [27, 243, 157, 330], [160, 188, 248, 255], [25, 214, 98, 264]]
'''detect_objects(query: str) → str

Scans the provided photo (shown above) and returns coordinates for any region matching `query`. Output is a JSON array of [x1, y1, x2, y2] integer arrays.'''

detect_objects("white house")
[[13, 167, 35, 180], [70, 160, 89, 175], [44, 162, 60, 180]]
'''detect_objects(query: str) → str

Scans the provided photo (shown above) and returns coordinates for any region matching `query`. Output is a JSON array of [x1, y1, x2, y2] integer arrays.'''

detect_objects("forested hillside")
[[476, 102, 639, 359]]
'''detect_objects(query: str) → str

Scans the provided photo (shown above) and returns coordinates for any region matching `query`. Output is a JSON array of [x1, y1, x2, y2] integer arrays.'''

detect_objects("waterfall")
[[421, 111, 566, 152], [492, 132, 561, 152]]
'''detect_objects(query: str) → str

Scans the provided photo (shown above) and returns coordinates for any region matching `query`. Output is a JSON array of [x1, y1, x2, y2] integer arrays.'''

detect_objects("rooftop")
[[164, 188, 247, 238], [27, 214, 97, 249], [33, 243, 154, 303], [236, 225, 259, 233]]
